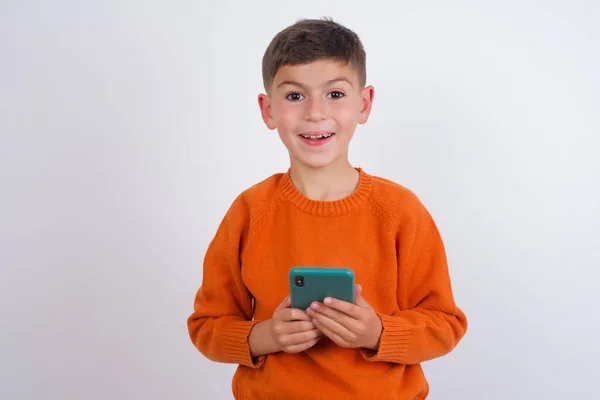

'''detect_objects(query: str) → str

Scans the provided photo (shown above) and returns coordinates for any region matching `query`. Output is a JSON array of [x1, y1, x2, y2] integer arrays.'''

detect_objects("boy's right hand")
[[269, 296, 322, 354]]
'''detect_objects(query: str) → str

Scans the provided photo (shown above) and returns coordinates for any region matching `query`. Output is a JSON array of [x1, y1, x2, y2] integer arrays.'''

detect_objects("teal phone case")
[[289, 267, 355, 310]]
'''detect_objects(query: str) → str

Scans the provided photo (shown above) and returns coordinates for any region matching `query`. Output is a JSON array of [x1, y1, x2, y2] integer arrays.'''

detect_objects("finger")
[[277, 320, 315, 335], [353, 283, 373, 307], [312, 319, 351, 347], [354, 294, 370, 308], [276, 296, 291, 310], [321, 296, 364, 318], [311, 313, 355, 344], [309, 303, 358, 331], [281, 328, 321, 347], [280, 308, 312, 322], [284, 336, 321, 353], [355, 284, 363, 298]]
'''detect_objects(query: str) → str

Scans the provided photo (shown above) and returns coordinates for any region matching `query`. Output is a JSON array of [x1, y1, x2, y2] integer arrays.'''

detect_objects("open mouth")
[[299, 133, 334, 140]]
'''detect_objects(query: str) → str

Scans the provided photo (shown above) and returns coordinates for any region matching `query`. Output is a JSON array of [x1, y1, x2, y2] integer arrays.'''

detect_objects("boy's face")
[[258, 59, 374, 170]]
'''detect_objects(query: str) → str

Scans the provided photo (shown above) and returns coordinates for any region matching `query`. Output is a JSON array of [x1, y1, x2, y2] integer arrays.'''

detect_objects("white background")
[[1, 1, 599, 399]]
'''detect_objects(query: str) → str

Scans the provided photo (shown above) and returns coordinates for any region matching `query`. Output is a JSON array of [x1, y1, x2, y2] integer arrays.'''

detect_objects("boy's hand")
[[268, 296, 322, 354], [306, 284, 382, 350]]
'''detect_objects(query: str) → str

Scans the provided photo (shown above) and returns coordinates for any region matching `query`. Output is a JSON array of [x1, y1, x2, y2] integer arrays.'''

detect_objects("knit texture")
[[187, 168, 467, 400]]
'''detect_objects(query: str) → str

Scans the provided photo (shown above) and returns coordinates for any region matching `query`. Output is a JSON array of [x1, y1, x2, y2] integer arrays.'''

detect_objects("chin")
[[293, 153, 339, 169]]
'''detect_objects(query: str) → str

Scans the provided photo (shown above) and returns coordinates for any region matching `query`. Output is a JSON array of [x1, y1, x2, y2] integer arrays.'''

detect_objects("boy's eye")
[[327, 91, 345, 99], [286, 92, 304, 101]]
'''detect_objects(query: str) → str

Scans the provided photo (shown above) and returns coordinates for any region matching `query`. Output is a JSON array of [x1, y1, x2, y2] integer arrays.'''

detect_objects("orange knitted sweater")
[[187, 168, 467, 400]]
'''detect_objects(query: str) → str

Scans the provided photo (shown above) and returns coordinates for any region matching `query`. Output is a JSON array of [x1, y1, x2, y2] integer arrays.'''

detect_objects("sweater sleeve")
[[187, 196, 265, 369], [362, 200, 468, 365]]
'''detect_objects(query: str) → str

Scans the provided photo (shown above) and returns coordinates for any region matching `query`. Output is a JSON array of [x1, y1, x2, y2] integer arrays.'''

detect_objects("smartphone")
[[289, 267, 355, 310]]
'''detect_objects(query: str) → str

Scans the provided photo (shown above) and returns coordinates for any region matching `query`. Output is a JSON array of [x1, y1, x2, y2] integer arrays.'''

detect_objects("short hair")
[[261, 18, 367, 92]]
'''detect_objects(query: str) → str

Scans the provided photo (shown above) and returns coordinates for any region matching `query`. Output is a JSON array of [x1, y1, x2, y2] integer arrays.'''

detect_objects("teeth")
[[301, 133, 332, 139]]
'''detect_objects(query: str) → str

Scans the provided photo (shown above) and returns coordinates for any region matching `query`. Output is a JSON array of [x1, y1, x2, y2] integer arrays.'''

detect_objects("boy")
[[188, 18, 467, 400]]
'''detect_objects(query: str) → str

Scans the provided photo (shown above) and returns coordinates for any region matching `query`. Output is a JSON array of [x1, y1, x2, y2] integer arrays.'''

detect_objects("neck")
[[289, 159, 360, 201]]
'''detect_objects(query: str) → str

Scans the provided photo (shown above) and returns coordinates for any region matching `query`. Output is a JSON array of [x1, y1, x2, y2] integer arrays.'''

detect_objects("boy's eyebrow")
[[277, 77, 354, 89]]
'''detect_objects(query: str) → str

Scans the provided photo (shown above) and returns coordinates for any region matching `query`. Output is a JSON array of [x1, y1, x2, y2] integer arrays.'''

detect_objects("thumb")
[[354, 284, 369, 307], [276, 295, 291, 310]]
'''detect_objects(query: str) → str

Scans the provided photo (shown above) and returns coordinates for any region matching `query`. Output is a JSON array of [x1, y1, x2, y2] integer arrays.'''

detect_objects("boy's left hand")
[[306, 284, 382, 350]]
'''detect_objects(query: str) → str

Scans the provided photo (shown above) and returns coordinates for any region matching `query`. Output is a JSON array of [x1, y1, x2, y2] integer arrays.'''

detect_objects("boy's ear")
[[358, 85, 375, 125], [258, 93, 277, 130]]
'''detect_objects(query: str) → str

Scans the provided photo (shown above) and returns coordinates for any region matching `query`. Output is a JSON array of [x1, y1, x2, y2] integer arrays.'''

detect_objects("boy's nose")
[[304, 97, 326, 121]]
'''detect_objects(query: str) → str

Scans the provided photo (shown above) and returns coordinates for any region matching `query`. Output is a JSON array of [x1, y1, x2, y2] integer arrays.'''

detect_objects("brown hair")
[[261, 18, 367, 92]]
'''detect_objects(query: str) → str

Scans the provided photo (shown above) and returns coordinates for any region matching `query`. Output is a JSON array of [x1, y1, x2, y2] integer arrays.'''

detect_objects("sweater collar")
[[279, 167, 373, 216]]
